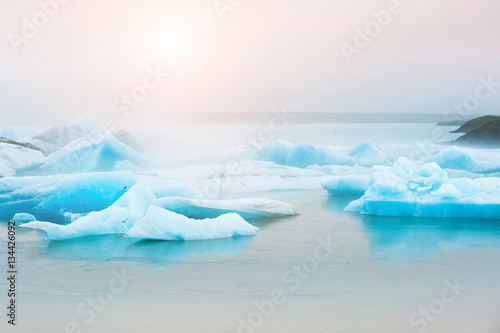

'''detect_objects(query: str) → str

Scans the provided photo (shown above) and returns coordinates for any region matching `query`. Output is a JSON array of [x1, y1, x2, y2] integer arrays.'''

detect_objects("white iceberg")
[[29, 125, 90, 154], [157, 196, 299, 219], [0, 142, 46, 177], [0, 126, 42, 141], [68, 114, 95, 134], [126, 205, 259, 241]]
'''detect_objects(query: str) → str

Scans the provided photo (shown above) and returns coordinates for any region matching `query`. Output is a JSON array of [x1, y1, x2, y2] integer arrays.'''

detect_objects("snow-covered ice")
[[157, 196, 299, 219], [0, 142, 45, 177], [126, 205, 259, 241]]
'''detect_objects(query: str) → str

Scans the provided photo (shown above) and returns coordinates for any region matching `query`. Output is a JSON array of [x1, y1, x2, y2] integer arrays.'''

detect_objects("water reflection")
[[44, 234, 253, 264], [323, 196, 500, 259]]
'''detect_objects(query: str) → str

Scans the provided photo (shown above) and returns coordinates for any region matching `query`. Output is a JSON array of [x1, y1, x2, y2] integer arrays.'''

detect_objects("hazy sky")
[[1, 0, 500, 126]]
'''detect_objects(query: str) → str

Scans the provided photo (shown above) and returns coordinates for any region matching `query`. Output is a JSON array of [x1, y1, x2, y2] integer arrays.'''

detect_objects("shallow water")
[[1, 190, 500, 333]]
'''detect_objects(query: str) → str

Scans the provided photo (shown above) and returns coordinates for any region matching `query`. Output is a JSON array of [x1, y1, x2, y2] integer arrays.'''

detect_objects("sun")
[[158, 27, 189, 59], [145, 4, 215, 68]]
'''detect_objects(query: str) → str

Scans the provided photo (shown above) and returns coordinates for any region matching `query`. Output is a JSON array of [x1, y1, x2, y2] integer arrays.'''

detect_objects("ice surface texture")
[[20, 184, 297, 240], [21, 184, 156, 240], [0, 142, 45, 177], [126, 206, 259, 241], [0, 172, 136, 221], [321, 174, 371, 196], [424, 146, 500, 174], [37, 133, 144, 174], [157, 197, 299, 219], [346, 158, 500, 219], [256, 140, 391, 168]]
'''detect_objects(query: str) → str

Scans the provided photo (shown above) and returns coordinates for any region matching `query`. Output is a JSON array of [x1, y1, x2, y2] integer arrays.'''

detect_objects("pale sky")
[[1, 0, 500, 126]]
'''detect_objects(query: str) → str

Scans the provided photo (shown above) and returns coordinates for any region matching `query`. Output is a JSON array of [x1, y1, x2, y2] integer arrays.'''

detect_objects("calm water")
[[1, 190, 500, 333], [1, 122, 499, 332]]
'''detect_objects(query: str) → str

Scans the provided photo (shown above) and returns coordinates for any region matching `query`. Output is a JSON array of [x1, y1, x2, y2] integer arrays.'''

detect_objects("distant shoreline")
[[167, 112, 482, 124]]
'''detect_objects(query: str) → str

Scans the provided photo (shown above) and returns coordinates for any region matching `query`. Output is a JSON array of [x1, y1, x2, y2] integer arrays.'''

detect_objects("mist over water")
[[1, 1, 500, 332]]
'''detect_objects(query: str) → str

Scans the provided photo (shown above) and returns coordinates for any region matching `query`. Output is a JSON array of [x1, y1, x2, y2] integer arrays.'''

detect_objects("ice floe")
[[346, 158, 500, 219], [157, 196, 299, 219], [126, 205, 259, 241]]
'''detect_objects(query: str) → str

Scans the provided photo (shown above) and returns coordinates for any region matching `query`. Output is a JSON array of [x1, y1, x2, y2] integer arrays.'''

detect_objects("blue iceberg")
[[321, 174, 371, 196], [255, 140, 391, 168], [346, 158, 500, 219], [424, 146, 500, 174], [21, 184, 155, 240], [0, 172, 136, 221], [37, 133, 144, 174]]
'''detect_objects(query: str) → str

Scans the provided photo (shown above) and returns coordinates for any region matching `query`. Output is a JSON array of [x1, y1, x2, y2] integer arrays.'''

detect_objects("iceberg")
[[126, 205, 259, 241], [349, 141, 392, 167], [68, 114, 95, 134], [140, 161, 325, 196], [424, 146, 500, 174], [11, 213, 36, 224], [255, 140, 391, 168], [29, 125, 90, 154], [321, 174, 371, 196], [157, 196, 299, 219], [346, 158, 500, 219], [0, 126, 41, 142], [37, 133, 144, 174], [21, 184, 156, 240], [20, 184, 291, 240], [0, 142, 46, 177], [0, 172, 136, 221]]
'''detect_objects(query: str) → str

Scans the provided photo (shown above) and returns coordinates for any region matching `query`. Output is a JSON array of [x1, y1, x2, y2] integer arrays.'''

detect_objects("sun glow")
[[146, 4, 215, 68]]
